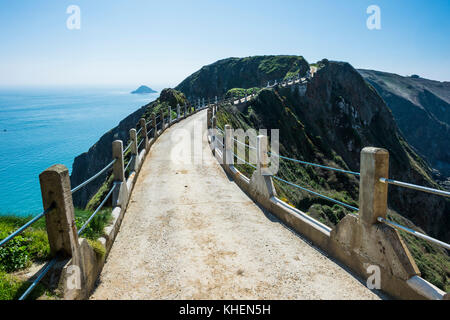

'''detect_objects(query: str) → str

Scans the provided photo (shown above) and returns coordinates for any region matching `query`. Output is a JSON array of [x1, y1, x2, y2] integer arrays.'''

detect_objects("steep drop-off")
[[70, 89, 187, 208], [359, 69, 450, 181]]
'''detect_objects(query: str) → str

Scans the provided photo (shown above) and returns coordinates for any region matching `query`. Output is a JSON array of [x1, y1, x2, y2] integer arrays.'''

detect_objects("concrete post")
[[212, 116, 217, 156], [169, 105, 172, 126], [160, 110, 165, 130], [129, 129, 138, 171], [202, 98, 205, 108], [177, 104, 180, 119], [207, 108, 212, 130], [359, 147, 389, 225], [267, 81, 270, 87], [198, 98, 201, 110], [223, 124, 233, 166], [39, 165, 79, 258], [112, 140, 125, 183], [139, 118, 148, 150], [184, 103, 187, 118], [257, 135, 270, 176], [245, 92, 248, 102], [112, 140, 128, 208], [152, 114, 157, 138], [130, 128, 138, 155], [215, 96, 218, 105]]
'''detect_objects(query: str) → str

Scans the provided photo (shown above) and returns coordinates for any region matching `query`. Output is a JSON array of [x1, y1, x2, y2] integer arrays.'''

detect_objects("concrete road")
[[90, 109, 381, 300]]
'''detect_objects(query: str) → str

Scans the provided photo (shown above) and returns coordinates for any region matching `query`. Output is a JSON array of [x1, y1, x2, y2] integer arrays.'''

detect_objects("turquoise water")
[[0, 87, 159, 216]]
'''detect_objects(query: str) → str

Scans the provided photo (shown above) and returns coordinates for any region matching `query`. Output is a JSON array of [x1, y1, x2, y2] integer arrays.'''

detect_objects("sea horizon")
[[0, 86, 162, 216]]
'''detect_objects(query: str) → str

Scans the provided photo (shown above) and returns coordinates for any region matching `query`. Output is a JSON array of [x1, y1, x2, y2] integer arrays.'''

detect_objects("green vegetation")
[[0, 207, 112, 300], [387, 211, 450, 292], [87, 239, 106, 258], [176, 55, 310, 98], [225, 87, 260, 99]]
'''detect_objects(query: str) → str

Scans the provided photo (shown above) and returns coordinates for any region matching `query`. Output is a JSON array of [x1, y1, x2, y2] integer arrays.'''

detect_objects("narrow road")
[[90, 110, 381, 300]]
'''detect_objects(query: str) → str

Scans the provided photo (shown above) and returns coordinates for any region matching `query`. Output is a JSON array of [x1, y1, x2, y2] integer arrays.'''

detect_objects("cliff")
[[358, 69, 450, 181], [70, 88, 187, 208]]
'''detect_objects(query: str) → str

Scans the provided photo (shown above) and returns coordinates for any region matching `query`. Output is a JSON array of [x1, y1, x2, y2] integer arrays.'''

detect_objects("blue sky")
[[0, 0, 449, 88]]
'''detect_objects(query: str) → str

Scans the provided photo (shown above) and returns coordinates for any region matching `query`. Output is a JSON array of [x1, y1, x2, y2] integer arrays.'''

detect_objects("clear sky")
[[0, 0, 449, 88]]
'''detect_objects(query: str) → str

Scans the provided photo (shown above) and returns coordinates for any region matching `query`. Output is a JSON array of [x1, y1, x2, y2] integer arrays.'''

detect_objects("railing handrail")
[[378, 217, 450, 250], [0, 204, 54, 248], [380, 177, 449, 198], [71, 159, 117, 194], [269, 152, 360, 176], [272, 175, 359, 212], [77, 183, 117, 236]]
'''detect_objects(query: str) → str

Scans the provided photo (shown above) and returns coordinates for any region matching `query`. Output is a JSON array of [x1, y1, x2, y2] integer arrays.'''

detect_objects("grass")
[[387, 211, 450, 292], [0, 207, 112, 300]]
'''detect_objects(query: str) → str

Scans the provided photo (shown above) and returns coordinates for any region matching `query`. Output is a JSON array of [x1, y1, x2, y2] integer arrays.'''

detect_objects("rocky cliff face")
[[70, 88, 187, 208], [175, 55, 310, 99], [70, 106, 147, 208], [359, 69, 450, 181]]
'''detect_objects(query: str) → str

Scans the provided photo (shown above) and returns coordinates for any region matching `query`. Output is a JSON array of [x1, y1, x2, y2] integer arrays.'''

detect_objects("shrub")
[[75, 208, 112, 240], [0, 233, 30, 272]]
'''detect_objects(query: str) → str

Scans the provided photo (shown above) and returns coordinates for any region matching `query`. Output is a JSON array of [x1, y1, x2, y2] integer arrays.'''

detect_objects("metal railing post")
[[184, 103, 187, 118], [169, 105, 172, 125], [359, 147, 389, 225], [177, 103, 180, 119]]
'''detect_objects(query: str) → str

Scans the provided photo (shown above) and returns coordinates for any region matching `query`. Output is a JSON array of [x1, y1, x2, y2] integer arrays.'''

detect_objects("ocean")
[[0, 87, 160, 216]]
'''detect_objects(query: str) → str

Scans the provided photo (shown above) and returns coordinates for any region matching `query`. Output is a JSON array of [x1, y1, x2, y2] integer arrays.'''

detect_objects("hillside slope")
[[359, 69, 450, 180], [176, 55, 309, 99]]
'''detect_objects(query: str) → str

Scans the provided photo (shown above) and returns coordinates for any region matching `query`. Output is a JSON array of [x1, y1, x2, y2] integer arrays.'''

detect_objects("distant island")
[[131, 85, 157, 94]]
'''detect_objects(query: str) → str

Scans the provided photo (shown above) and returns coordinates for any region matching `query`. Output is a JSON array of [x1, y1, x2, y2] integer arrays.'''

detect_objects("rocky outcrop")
[[131, 85, 157, 94]]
